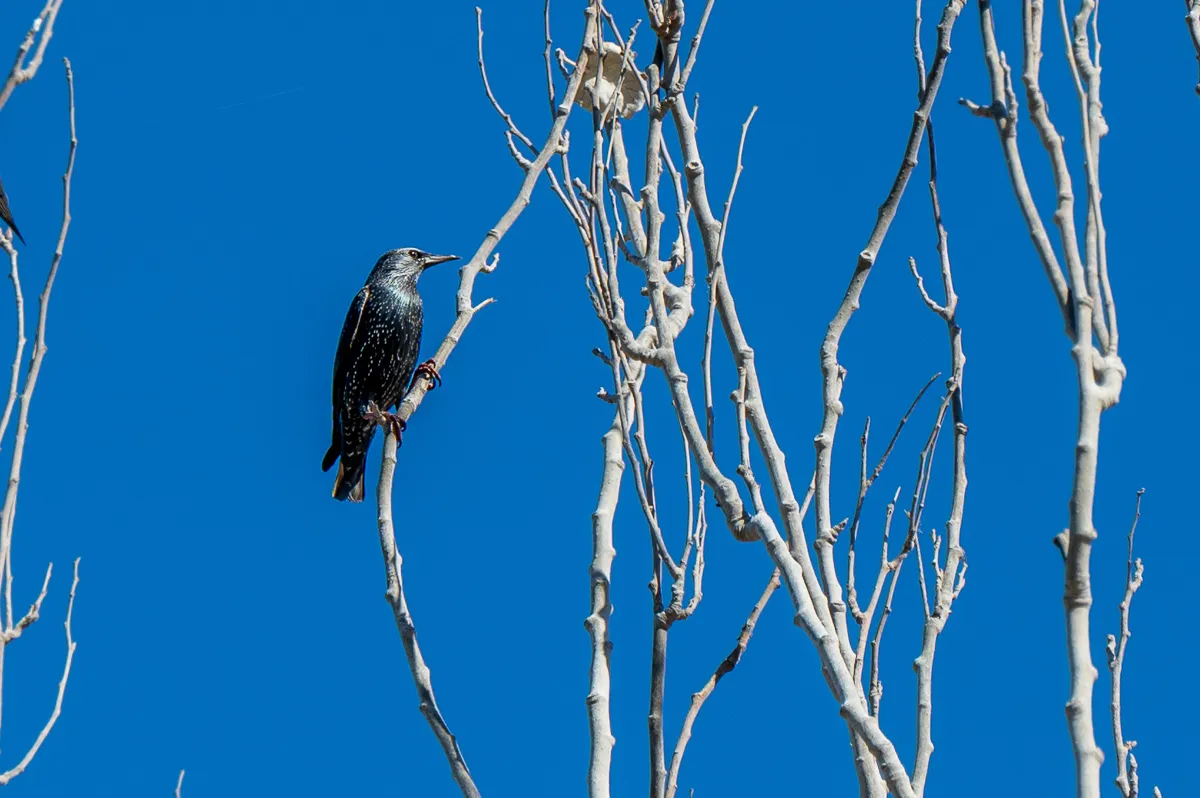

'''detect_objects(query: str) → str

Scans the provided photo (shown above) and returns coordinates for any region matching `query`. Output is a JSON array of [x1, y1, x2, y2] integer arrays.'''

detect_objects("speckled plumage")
[[322, 248, 457, 501]]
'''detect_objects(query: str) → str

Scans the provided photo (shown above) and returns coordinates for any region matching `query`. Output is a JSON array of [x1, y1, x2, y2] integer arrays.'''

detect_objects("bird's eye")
[[409, 249, 421, 258]]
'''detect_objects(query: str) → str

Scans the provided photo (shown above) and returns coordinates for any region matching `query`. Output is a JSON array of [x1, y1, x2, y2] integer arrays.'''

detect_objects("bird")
[[0, 175, 25, 246], [322, 247, 458, 502]]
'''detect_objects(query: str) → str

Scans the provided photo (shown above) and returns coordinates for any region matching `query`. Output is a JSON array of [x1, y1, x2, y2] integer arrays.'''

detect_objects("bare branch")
[[964, 2, 1074, 336], [676, 0, 715, 92], [1057, 0, 1114, 354], [372, 12, 604, 796], [716, 107, 757, 273], [543, 0, 557, 116], [176, 770, 185, 798], [4, 562, 51, 642], [0, 558, 78, 786], [968, 4, 1125, 795], [0, 223, 26, 448], [637, 4, 968, 796], [809, 1, 967, 702], [376, 430, 480, 798], [867, 497, 904, 719], [0, 0, 63, 114], [910, 73, 969, 795], [1108, 489, 1148, 798], [0, 60, 75, 746], [585, 360, 642, 798], [908, 258, 948, 319], [847, 374, 939, 623], [396, 5, 597, 424], [664, 569, 780, 798], [477, 8, 536, 154], [0, 57, 75, 587]]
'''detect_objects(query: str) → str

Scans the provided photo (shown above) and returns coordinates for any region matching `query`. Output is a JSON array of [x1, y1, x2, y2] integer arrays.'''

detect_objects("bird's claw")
[[415, 359, 442, 390], [364, 401, 407, 443]]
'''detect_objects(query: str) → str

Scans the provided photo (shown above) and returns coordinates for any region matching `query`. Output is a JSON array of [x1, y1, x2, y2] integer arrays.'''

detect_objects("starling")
[[0, 175, 24, 246], [321, 247, 458, 502]]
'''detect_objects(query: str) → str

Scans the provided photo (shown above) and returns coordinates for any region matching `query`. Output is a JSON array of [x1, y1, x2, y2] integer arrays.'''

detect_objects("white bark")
[[0, 0, 62, 114], [1106, 491, 1157, 798], [0, 56, 77, 785], [0, 559, 78, 786], [585, 409, 622, 798], [375, 431, 480, 798], [965, 3, 1124, 796]]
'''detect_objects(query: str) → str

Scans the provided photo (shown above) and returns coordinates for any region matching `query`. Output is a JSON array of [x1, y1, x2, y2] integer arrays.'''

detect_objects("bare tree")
[[349, 1, 1168, 797], [537, 1, 975, 796], [0, 0, 79, 787]]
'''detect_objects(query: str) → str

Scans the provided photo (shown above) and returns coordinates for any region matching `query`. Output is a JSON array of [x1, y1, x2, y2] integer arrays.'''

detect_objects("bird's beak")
[[422, 253, 459, 269]]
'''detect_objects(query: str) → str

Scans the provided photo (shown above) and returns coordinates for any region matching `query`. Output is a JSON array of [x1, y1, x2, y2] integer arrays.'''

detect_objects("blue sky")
[[0, 1, 1195, 795]]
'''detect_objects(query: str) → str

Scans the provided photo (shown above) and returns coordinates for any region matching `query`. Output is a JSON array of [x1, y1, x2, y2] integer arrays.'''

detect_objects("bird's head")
[[372, 248, 459, 285]]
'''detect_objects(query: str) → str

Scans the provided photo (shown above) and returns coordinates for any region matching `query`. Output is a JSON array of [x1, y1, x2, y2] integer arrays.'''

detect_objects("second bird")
[[322, 247, 457, 502]]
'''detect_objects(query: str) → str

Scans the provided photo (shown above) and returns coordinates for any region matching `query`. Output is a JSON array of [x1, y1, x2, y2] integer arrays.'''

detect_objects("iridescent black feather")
[[0, 175, 25, 246], [322, 248, 456, 502]]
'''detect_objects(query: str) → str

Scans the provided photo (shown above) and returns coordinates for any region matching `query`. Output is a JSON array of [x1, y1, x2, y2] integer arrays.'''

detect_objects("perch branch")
[[373, 10, 600, 797], [376, 431, 480, 798]]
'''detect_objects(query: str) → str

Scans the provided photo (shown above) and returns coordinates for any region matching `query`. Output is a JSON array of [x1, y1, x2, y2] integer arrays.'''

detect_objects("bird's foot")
[[415, 359, 442, 390], [364, 401, 407, 442]]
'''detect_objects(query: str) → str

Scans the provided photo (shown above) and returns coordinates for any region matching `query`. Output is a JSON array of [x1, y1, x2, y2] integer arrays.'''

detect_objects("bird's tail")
[[321, 440, 339, 473], [331, 456, 365, 502]]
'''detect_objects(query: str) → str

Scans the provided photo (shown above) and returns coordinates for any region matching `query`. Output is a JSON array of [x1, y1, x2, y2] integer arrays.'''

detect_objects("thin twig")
[[854, 488, 901, 693], [909, 52, 969, 793], [700, 104, 755, 462], [4, 562, 51, 642], [847, 374, 939, 622], [543, 0, 556, 117], [676, 0, 715, 92], [868, 521, 905, 720], [175, 770, 185, 798], [664, 569, 780, 798], [477, 8, 537, 167], [715, 106, 756, 269], [1107, 489, 1147, 798]]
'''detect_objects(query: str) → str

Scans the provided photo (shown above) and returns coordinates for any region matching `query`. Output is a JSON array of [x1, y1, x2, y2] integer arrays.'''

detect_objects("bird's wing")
[[331, 285, 371, 413], [0, 176, 24, 246]]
